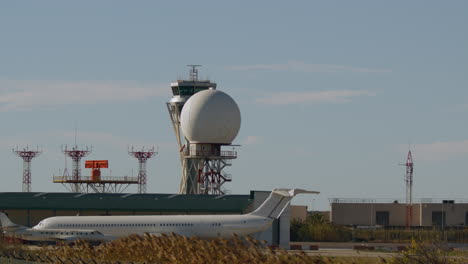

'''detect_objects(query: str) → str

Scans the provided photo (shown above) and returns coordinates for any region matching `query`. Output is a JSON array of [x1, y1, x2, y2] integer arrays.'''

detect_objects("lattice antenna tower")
[[13, 146, 42, 192], [128, 146, 158, 193], [187, 64, 202, 81], [400, 149, 414, 228], [62, 145, 91, 192]]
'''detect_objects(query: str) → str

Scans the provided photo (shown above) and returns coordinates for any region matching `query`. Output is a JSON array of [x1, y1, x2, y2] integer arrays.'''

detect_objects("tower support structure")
[[182, 144, 236, 195], [13, 146, 42, 192], [401, 150, 414, 228], [62, 145, 91, 192], [128, 146, 157, 193]]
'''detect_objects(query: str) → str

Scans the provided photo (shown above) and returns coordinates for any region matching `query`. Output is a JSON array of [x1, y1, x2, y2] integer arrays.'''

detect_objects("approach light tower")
[[13, 146, 42, 192], [166, 65, 218, 194], [128, 146, 157, 193], [62, 145, 91, 192], [401, 150, 414, 228]]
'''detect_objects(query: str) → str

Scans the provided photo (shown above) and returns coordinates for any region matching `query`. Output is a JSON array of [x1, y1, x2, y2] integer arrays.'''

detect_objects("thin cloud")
[[446, 103, 468, 113], [398, 140, 468, 161], [57, 130, 176, 152], [0, 129, 175, 159], [0, 80, 168, 112], [243, 136, 261, 145], [227, 61, 391, 73], [257, 90, 376, 105]]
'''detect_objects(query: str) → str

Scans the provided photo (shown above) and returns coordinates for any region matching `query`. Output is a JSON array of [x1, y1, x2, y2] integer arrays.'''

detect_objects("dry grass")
[[38, 233, 386, 264], [390, 240, 467, 264]]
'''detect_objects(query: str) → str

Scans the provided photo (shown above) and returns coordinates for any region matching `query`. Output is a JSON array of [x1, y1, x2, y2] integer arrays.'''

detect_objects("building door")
[[432, 211, 446, 226], [272, 218, 280, 246], [375, 211, 389, 226]]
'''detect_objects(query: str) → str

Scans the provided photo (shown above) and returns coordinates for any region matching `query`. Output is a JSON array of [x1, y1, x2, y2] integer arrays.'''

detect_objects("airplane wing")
[[147, 232, 163, 237], [147, 230, 191, 237], [54, 233, 115, 243], [54, 236, 80, 243]]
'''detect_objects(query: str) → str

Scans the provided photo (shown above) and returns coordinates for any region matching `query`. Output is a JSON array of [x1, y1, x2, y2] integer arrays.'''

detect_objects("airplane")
[[0, 188, 318, 244]]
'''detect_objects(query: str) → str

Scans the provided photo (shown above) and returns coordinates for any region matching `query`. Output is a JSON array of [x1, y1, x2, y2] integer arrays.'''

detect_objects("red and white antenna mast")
[[401, 149, 414, 228], [128, 146, 157, 193], [62, 145, 91, 192], [13, 146, 42, 192]]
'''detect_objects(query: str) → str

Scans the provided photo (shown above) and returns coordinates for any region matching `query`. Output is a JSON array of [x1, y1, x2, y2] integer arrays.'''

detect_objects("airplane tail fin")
[[249, 189, 319, 219], [250, 189, 320, 218], [0, 213, 20, 229]]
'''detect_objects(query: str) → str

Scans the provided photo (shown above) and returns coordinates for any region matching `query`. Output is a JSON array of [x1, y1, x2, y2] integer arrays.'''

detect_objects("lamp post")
[[442, 202, 444, 230]]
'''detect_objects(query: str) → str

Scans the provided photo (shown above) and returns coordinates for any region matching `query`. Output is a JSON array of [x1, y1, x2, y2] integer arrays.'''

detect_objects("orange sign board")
[[85, 160, 109, 169]]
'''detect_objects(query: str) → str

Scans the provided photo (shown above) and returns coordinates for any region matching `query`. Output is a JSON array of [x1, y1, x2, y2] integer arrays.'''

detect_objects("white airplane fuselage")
[[1, 189, 318, 244], [32, 214, 273, 239]]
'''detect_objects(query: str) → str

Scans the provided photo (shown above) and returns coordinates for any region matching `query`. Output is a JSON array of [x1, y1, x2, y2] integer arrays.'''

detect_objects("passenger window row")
[[161, 223, 193, 227], [55, 223, 195, 228], [58, 223, 158, 228], [40, 231, 95, 236]]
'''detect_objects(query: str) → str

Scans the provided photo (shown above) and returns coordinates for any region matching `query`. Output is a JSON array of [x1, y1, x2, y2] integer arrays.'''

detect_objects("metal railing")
[[183, 150, 237, 158], [330, 198, 468, 204], [329, 198, 379, 204], [0, 249, 138, 264], [0, 257, 41, 264], [0, 257, 42, 264], [53, 176, 139, 182]]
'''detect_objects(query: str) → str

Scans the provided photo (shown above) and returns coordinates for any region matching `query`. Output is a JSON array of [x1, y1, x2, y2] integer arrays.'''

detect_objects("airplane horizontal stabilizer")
[[272, 189, 319, 197], [0, 213, 19, 228]]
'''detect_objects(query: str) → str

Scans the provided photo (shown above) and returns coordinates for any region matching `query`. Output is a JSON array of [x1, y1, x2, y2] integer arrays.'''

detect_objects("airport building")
[[331, 200, 468, 227], [0, 190, 292, 248]]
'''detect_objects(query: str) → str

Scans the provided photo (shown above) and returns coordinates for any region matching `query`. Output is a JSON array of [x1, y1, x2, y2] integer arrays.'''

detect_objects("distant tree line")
[[290, 213, 352, 242], [290, 212, 468, 243]]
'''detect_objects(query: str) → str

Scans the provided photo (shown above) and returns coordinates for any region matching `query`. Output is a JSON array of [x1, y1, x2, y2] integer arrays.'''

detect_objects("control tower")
[[166, 65, 218, 194]]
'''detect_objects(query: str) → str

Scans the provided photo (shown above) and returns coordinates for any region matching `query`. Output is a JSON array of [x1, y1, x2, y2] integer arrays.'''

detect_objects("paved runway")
[[290, 248, 397, 258]]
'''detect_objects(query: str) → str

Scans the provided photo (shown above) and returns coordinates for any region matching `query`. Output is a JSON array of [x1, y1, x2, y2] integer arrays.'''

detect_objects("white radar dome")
[[180, 89, 241, 144]]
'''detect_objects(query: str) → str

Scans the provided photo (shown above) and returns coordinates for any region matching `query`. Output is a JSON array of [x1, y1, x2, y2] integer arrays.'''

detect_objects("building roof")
[[0, 192, 253, 213]]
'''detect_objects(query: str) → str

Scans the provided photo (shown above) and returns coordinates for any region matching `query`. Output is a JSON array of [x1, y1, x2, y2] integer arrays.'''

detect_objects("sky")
[[0, 1, 467, 211]]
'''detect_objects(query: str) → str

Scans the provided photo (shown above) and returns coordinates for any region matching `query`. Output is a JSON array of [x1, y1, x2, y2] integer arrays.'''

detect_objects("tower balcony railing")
[[182, 149, 237, 159], [53, 176, 139, 183]]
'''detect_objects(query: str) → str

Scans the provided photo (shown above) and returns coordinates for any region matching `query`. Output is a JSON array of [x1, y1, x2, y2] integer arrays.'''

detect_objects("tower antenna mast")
[[400, 149, 414, 229], [187, 64, 202, 81]]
